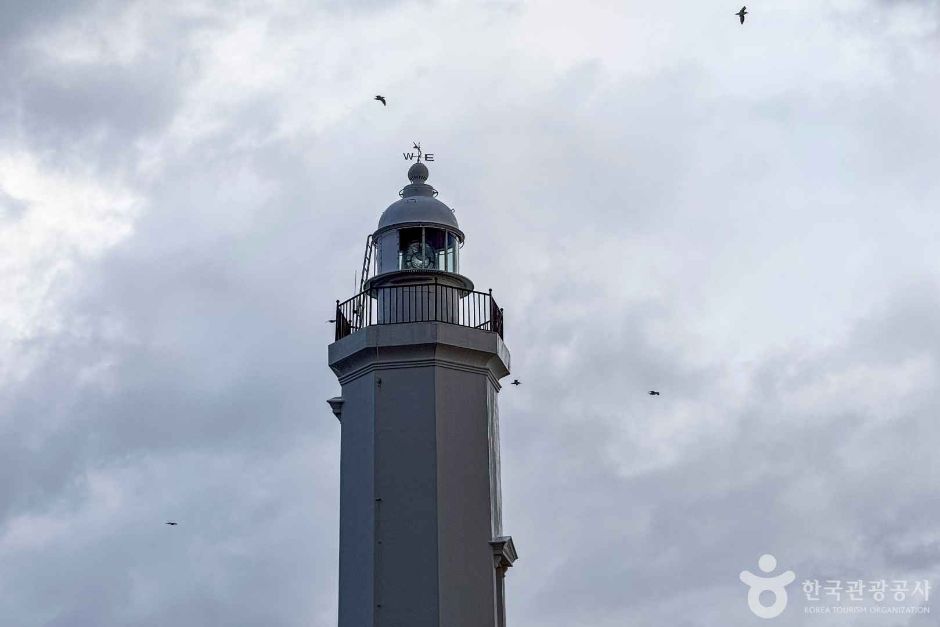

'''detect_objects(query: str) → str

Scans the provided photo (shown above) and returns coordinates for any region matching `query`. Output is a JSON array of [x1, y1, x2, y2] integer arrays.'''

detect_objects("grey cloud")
[[13, 63, 180, 152], [501, 290, 940, 626], [0, 1, 91, 43], [0, 186, 28, 219]]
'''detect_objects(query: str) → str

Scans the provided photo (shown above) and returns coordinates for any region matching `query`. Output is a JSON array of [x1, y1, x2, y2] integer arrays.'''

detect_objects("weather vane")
[[403, 141, 434, 163]]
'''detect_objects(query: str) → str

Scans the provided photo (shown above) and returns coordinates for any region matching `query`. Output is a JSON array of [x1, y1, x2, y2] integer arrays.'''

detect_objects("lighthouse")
[[327, 160, 517, 627]]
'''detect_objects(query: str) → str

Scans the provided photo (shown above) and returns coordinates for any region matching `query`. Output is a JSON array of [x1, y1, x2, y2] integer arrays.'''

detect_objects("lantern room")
[[367, 162, 472, 291]]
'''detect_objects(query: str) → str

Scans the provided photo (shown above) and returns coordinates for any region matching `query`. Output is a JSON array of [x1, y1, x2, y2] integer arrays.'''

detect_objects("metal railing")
[[335, 283, 504, 341]]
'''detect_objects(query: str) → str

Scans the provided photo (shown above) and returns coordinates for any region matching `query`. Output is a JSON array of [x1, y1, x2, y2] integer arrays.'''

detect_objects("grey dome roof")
[[377, 196, 459, 231], [376, 163, 460, 234]]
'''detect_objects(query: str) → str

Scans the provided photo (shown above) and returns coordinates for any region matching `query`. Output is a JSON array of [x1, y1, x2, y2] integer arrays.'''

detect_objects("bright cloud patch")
[[0, 151, 140, 384]]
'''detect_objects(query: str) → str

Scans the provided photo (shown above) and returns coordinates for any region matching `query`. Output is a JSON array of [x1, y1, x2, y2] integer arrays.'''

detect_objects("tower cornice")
[[328, 321, 511, 385]]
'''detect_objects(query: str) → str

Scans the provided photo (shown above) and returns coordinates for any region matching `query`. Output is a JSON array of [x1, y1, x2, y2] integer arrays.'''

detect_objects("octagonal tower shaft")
[[329, 323, 513, 627]]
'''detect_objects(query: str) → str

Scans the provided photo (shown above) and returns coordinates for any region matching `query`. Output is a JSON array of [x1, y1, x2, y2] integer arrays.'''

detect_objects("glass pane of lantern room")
[[446, 232, 458, 272], [398, 227, 422, 270], [424, 228, 446, 271]]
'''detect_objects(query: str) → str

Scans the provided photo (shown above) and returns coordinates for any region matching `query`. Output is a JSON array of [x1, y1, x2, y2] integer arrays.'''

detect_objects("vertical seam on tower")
[[373, 343, 382, 617]]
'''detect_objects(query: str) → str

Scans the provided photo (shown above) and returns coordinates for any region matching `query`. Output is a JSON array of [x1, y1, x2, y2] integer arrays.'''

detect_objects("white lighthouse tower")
[[327, 160, 517, 627]]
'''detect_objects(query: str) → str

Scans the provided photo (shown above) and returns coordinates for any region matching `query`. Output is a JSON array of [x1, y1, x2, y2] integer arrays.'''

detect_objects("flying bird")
[[165, 522, 178, 526], [648, 390, 660, 396], [375, 95, 386, 106], [510, 379, 521, 386], [736, 6, 747, 24], [327, 320, 336, 323]]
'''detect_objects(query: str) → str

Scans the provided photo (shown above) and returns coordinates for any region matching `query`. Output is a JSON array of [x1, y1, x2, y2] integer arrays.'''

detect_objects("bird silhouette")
[[736, 6, 747, 24], [648, 390, 660, 396], [165, 522, 178, 526], [375, 95, 386, 106], [327, 320, 336, 323], [511, 379, 521, 386]]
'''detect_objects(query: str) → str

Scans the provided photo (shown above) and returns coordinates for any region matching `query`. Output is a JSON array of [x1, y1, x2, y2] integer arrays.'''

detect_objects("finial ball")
[[408, 162, 429, 183]]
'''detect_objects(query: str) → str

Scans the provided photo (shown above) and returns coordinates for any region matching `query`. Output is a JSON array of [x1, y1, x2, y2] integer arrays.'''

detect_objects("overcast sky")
[[1, 1, 939, 625]]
